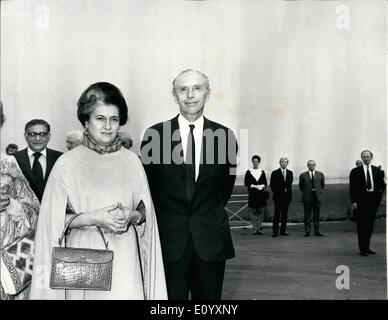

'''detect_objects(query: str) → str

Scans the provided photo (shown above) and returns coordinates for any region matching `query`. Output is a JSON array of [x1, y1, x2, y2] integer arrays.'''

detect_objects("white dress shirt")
[[281, 168, 287, 180], [27, 148, 47, 178], [363, 163, 375, 192], [178, 114, 204, 181]]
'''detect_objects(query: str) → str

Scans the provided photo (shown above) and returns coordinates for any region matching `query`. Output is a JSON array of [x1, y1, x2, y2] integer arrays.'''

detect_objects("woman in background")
[[30, 82, 166, 300], [0, 101, 40, 300], [244, 155, 268, 235]]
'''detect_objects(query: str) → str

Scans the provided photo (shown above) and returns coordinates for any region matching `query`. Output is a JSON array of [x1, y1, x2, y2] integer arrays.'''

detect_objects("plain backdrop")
[[1, 0, 386, 183]]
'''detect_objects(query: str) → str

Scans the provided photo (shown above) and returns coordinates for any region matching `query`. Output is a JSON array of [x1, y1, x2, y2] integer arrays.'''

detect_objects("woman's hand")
[[90, 203, 128, 233], [114, 203, 141, 234]]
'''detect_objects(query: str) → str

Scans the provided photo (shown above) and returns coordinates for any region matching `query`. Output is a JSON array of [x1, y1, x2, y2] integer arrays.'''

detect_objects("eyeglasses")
[[26, 132, 49, 137]]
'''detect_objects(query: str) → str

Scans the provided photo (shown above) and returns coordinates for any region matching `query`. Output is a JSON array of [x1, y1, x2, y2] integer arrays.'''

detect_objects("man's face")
[[307, 161, 316, 171], [6, 147, 18, 155], [280, 159, 288, 169], [172, 71, 210, 121], [25, 124, 51, 152], [66, 137, 79, 151], [361, 152, 373, 166]]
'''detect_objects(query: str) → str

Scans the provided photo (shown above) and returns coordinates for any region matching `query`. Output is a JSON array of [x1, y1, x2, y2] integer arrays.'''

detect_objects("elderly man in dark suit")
[[299, 160, 325, 237], [270, 157, 293, 237], [141, 69, 237, 300], [13, 119, 62, 202], [349, 150, 386, 256]]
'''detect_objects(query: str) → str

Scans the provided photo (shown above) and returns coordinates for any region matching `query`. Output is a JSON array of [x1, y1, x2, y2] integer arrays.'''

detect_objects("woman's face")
[[85, 102, 120, 147]]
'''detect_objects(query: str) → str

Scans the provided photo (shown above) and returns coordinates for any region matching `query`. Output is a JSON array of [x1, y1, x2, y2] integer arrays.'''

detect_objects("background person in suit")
[[119, 131, 133, 150], [270, 157, 293, 237], [355, 160, 363, 167], [349, 150, 386, 256], [299, 160, 325, 237], [141, 69, 237, 300], [244, 155, 268, 235], [5, 143, 18, 155], [65, 130, 84, 151], [13, 119, 62, 202]]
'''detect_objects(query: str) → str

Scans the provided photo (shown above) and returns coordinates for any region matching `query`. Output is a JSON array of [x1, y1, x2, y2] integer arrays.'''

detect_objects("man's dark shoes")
[[314, 233, 324, 237], [367, 249, 376, 254], [304, 233, 310, 237], [360, 251, 368, 256], [280, 233, 289, 236]]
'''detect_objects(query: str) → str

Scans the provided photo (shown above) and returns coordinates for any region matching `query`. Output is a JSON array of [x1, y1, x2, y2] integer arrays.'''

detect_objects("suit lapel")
[[45, 148, 54, 183], [170, 115, 184, 163], [16, 149, 35, 186]]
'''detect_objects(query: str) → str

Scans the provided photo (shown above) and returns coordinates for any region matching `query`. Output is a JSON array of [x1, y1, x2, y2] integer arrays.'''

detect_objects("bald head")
[[66, 130, 84, 150], [172, 69, 211, 122], [172, 69, 210, 91], [120, 132, 133, 149]]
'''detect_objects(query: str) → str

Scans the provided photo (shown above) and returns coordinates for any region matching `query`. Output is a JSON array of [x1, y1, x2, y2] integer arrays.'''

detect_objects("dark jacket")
[[141, 115, 237, 262], [270, 168, 293, 202], [13, 147, 63, 202], [299, 170, 325, 203], [244, 169, 268, 208], [349, 165, 386, 206]]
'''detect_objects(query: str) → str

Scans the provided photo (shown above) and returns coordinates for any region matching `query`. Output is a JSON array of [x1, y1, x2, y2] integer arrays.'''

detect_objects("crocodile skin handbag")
[[50, 214, 114, 291]]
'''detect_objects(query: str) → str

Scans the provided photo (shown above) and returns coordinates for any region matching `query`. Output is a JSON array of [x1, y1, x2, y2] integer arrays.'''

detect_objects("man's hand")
[[351, 203, 358, 210]]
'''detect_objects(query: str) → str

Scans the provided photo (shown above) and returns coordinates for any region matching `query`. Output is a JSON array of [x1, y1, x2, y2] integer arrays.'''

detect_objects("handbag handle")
[[58, 213, 109, 250]]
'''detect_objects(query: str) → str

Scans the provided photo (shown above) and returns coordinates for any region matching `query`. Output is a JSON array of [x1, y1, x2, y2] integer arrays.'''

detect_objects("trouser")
[[303, 193, 321, 234], [249, 206, 264, 232], [164, 234, 226, 300], [273, 199, 290, 235], [356, 193, 380, 253]]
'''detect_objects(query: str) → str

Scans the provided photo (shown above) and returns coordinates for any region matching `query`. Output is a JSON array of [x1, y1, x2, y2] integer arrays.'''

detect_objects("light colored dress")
[[0, 153, 39, 300], [30, 145, 167, 300]]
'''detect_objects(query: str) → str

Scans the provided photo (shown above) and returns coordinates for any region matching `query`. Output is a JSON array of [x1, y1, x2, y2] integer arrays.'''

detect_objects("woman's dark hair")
[[77, 82, 128, 127], [251, 155, 261, 163]]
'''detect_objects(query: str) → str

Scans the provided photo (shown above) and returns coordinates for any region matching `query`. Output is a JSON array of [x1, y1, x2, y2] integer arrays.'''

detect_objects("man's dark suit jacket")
[[13, 148, 63, 201], [299, 171, 325, 203], [141, 115, 237, 262], [349, 165, 386, 206], [270, 168, 293, 202]]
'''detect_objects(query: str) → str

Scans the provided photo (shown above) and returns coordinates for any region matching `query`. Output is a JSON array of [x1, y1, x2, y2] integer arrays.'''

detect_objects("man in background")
[[65, 130, 84, 151], [349, 150, 386, 256], [119, 132, 133, 150], [355, 160, 363, 167], [5, 143, 18, 155], [299, 160, 325, 237], [270, 157, 293, 237], [13, 119, 62, 201]]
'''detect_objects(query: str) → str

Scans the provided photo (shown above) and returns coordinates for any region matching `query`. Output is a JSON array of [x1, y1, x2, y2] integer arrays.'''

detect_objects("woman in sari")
[[0, 101, 40, 300], [30, 82, 167, 299]]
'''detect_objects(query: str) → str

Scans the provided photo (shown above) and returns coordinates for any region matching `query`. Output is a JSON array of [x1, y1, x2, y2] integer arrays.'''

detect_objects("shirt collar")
[[28, 147, 47, 158], [363, 163, 371, 171], [178, 114, 204, 130]]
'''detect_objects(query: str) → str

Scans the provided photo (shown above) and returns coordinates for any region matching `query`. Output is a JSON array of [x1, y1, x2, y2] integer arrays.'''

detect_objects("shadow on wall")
[[228, 184, 386, 223]]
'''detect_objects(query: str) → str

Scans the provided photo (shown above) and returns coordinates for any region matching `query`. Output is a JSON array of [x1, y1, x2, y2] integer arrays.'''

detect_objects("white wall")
[[1, 0, 386, 182]]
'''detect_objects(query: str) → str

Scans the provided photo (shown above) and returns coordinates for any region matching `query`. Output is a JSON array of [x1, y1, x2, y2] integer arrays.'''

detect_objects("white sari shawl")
[[30, 146, 167, 300]]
